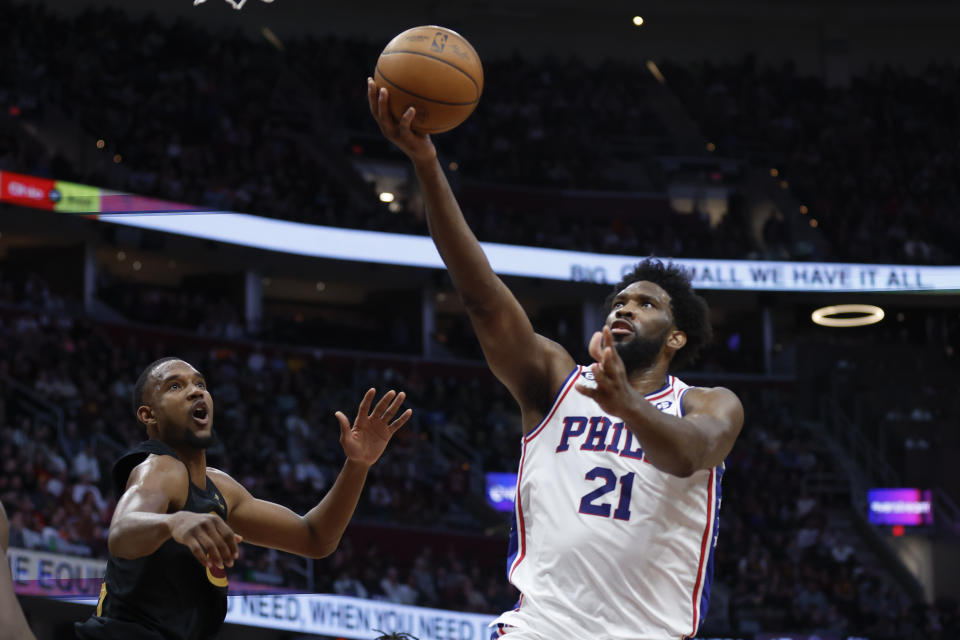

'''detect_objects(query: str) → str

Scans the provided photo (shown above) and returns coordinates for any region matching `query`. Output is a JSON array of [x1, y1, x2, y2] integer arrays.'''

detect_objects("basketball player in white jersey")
[[369, 80, 744, 640]]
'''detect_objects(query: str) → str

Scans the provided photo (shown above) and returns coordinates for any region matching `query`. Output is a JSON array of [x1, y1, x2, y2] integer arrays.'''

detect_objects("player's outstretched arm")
[[367, 79, 574, 422], [108, 455, 242, 570], [1, 501, 37, 640], [211, 389, 411, 559], [576, 327, 744, 476]]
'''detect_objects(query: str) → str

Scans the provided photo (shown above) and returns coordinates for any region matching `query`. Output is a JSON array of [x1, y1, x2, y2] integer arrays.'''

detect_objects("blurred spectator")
[[332, 569, 368, 599]]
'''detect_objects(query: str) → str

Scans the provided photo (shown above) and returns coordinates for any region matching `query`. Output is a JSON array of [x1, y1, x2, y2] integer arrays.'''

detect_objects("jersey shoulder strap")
[[111, 440, 182, 500]]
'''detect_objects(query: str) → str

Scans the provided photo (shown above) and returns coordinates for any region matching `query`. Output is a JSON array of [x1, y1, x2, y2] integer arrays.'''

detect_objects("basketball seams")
[[378, 49, 482, 96], [374, 68, 479, 108]]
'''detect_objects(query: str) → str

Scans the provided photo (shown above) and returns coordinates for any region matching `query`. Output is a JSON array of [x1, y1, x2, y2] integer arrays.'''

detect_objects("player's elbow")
[[107, 529, 133, 559], [301, 519, 339, 558], [663, 460, 697, 478], [313, 547, 337, 560], [307, 540, 338, 559], [651, 450, 700, 478], [667, 464, 697, 478]]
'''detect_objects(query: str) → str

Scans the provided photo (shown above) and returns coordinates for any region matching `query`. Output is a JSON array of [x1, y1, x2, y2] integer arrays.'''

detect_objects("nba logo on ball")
[[430, 31, 448, 52], [374, 26, 484, 134]]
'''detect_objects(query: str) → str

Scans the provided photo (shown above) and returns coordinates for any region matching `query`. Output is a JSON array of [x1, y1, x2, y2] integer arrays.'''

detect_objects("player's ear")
[[137, 405, 156, 427], [666, 329, 687, 352]]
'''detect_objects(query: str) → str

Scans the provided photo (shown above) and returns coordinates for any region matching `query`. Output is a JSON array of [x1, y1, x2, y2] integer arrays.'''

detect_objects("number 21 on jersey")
[[578, 466, 635, 520]]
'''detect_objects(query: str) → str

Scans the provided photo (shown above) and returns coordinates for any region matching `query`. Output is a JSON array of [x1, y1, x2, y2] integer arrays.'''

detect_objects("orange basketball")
[[374, 26, 483, 134]]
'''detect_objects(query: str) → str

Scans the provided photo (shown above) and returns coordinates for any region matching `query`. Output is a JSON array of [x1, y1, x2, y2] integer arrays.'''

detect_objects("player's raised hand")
[[337, 388, 412, 467], [367, 78, 437, 164], [575, 326, 639, 418]]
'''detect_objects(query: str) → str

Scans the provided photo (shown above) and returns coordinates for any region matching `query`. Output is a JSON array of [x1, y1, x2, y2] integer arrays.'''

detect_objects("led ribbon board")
[[3, 171, 960, 293], [86, 213, 960, 292]]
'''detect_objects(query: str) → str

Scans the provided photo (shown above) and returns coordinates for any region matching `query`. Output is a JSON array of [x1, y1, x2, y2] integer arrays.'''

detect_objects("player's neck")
[[174, 447, 208, 487], [626, 361, 671, 396]]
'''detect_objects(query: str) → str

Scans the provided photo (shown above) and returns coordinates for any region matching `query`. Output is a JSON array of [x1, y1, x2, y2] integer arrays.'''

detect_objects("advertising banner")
[[99, 191, 212, 214], [9, 548, 495, 639], [7, 547, 106, 597], [53, 180, 101, 213], [0, 171, 57, 210], [223, 593, 495, 640], [4, 546, 875, 640], [867, 488, 933, 526], [485, 472, 518, 513], [100, 211, 960, 293]]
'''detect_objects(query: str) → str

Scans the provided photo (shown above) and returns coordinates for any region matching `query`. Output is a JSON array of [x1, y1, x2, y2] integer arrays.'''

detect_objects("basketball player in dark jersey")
[[76, 357, 412, 640], [1, 500, 37, 640]]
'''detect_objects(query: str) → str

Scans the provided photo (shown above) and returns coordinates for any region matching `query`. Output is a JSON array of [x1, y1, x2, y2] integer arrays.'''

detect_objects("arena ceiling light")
[[811, 304, 885, 327]]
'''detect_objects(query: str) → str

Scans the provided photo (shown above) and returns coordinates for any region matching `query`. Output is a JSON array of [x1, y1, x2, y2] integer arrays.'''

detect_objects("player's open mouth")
[[191, 403, 210, 426], [610, 320, 634, 336]]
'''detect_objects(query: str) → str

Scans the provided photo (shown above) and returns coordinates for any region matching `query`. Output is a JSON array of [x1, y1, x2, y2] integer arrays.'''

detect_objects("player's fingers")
[[389, 408, 413, 431], [207, 535, 233, 569], [201, 520, 232, 566], [591, 362, 608, 382], [366, 77, 377, 112], [213, 533, 235, 568], [185, 539, 208, 566], [377, 87, 396, 124], [207, 518, 233, 567], [194, 532, 225, 568], [574, 382, 597, 398], [602, 325, 615, 349], [400, 106, 416, 131], [369, 80, 385, 120], [382, 391, 406, 421], [601, 354, 616, 380], [214, 520, 240, 561], [369, 82, 388, 125], [587, 331, 603, 361], [357, 388, 376, 420], [371, 389, 397, 418], [335, 411, 351, 437]]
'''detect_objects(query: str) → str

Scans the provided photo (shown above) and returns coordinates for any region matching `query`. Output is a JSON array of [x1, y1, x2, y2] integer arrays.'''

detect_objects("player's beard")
[[184, 429, 216, 449], [614, 327, 669, 374]]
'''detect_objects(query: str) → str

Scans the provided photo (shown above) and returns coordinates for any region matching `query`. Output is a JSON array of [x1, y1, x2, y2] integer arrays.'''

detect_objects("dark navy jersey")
[[75, 440, 230, 640]]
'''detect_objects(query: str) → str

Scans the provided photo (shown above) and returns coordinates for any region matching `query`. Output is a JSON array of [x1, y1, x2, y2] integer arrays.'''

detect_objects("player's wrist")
[[410, 148, 439, 170], [622, 389, 653, 422], [342, 457, 373, 473], [165, 511, 188, 538]]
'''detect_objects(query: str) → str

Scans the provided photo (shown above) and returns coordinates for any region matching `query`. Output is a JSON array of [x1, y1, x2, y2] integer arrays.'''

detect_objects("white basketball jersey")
[[492, 366, 723, 640]]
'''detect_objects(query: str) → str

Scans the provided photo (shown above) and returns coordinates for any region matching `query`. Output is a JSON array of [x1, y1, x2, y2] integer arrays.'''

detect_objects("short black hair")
[[132, 357, 182, 416], [604, 258, 713, 371]]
